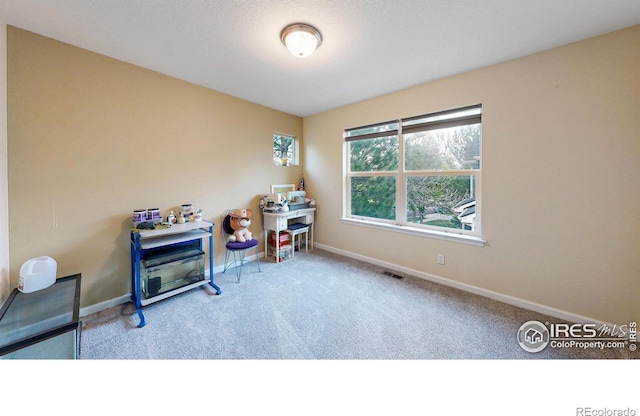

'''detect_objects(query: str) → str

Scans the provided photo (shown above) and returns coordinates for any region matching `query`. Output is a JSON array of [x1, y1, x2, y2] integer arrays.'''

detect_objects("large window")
[[345, 104, 482, 237]]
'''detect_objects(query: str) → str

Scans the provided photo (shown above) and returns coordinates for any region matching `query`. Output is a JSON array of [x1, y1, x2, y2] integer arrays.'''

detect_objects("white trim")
[[340, 217, 486, 247], [314, 242, 614, 328], [80, 294, 130, 317]]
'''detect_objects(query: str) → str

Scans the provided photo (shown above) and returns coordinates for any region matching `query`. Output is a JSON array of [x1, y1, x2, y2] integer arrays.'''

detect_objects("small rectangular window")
[[273, 133, 298, 166]]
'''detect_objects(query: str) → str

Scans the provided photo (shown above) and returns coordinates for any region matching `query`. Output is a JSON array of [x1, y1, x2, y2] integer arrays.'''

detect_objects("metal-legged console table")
[[130, 220, 221, 328]]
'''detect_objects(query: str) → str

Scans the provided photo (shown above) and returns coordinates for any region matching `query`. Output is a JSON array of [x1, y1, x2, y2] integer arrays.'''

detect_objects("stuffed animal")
[[228, 208, 253, 243]]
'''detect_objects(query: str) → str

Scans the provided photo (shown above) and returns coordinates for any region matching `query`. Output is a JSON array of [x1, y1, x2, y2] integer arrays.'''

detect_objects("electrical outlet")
[[437, 254, 445, 265]]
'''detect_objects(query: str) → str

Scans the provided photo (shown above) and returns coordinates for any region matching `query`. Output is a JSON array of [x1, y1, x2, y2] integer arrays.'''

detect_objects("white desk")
[[263, 207, 315, 262]]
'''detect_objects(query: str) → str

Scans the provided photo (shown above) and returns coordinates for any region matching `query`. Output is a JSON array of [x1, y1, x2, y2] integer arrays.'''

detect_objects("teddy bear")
[[228, 208, 253, 243]]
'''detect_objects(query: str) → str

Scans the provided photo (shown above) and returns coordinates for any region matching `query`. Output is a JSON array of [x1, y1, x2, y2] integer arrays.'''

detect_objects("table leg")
[[208, 229, 222, 295]]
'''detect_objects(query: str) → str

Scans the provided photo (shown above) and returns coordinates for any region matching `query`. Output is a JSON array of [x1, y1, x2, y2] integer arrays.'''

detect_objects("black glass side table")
[[0, 273, 81, 359]]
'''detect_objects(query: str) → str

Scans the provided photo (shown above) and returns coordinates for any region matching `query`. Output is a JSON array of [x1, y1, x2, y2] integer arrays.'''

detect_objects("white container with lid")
[[18, 256, 57, 293]]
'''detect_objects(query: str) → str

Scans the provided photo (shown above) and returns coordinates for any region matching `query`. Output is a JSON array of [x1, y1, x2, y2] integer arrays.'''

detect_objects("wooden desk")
[[263, 207, 315, 262]]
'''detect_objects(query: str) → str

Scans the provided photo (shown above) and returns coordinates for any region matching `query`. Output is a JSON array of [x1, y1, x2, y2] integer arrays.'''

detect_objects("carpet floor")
[[79, 249, 636, 359]]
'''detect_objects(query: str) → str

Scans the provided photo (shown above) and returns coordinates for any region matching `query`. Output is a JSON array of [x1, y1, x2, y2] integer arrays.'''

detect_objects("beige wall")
[[7, 27, 303, 308], [0, 21, 9, 305], [304, 25, 640, 325], [6, 24, 639, 325]]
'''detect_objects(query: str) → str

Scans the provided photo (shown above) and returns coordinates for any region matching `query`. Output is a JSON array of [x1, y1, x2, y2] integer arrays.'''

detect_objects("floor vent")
[[382, 270, 404, 280]]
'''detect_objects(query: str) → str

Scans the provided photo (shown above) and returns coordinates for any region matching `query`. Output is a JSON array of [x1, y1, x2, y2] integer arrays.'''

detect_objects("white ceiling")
[[1, 0, 639, 117]]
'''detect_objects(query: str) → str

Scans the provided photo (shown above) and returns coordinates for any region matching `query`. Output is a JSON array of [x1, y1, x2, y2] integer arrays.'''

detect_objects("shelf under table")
[[140, 229, 211, 249]]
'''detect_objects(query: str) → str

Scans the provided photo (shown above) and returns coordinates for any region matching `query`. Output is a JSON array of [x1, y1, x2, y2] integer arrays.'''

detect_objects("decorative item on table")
[[166, 211, 176, 224], [133, 208, 162, 226], [269, 184, 297, 212], [266, 198, 275, 210], [262, 193, 286, 212], [136, 221, 156, 230], [299, 176, 305, 191], [194, 208, 203, 221], [181, 204, 194, 221], [133, 209, 146, 223], [286, 190, 310, 211], [147, 208, 161, 222], [177, 211, 186, 224]]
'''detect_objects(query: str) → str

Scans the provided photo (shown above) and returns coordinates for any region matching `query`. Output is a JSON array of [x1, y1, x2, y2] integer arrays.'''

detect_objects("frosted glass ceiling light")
[[280, 23, 322, 58]]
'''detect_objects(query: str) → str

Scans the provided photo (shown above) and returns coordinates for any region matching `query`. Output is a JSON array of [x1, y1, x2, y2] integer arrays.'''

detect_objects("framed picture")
[[271, 184, 296, 196]]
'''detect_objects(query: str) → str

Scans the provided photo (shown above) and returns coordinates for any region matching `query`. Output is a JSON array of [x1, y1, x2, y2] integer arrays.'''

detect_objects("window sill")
[[340, 218, 486, 247]]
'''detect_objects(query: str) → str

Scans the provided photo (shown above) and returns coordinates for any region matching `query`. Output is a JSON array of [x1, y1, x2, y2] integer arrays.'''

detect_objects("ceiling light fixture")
[[280, 23, 322, 58]]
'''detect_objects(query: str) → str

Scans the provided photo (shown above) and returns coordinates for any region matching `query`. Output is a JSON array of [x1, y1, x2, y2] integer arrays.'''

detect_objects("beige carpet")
[[80, 249, 637, 359]]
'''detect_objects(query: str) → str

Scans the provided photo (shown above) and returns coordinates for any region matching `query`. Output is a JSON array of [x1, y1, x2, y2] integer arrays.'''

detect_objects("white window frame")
[[342, 105, 486, 247], [273, 132, 299, 166]]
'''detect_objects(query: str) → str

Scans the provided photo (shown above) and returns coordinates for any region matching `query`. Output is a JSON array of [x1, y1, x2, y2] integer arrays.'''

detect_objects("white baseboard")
[[314, 242, 613, 327], [80, 294, 130, 317], [81, 244, 610, 327]]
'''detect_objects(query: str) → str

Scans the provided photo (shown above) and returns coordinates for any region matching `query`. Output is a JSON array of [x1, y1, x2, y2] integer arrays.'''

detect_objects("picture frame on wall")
[[271, 184, 296, 196]]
